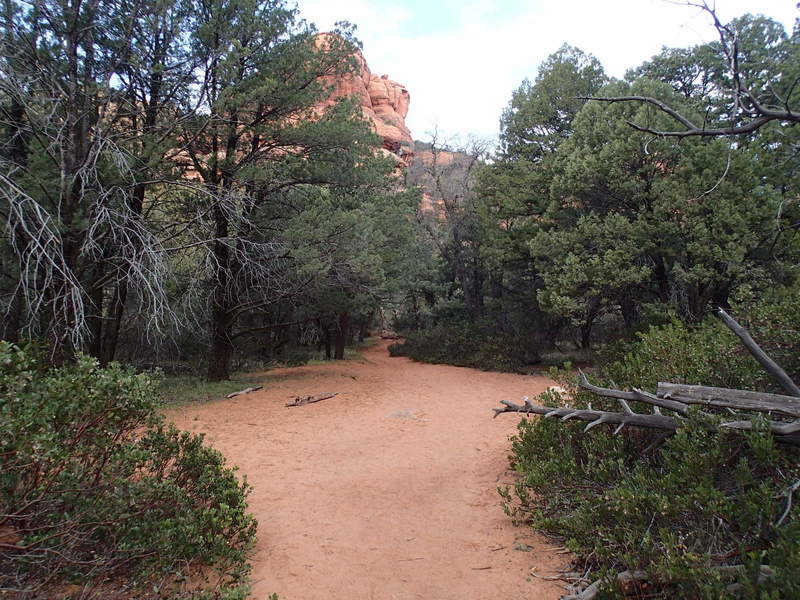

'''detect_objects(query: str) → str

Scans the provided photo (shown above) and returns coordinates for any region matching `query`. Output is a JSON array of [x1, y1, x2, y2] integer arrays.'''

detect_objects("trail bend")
[[167, 340, 567, 600]]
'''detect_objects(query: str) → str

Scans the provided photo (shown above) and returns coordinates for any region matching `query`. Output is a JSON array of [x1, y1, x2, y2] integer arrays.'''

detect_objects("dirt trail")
[[167, 340, 568, 600]]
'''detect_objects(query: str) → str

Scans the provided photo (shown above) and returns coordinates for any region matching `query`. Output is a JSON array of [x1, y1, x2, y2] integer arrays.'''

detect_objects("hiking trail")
[[167, 340, 568, 599]]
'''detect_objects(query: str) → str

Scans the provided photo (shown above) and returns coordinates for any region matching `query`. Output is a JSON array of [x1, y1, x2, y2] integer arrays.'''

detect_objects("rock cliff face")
[[317, 35, 413, 167]]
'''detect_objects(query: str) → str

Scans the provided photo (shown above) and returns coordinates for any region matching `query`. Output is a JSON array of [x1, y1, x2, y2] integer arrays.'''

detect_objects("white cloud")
[[297, 0, 798, 143]]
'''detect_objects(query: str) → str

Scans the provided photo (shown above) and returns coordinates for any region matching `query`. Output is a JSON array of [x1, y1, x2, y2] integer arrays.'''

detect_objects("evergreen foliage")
[[399, 12, 799, 365], [0, 0, 417, 377], [505, 289, 800, 597], [0, 342, 257, 598]]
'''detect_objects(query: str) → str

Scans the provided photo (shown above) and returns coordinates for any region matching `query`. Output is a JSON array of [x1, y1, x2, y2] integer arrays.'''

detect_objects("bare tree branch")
[[578, 1, 799, 137], [493, 393, 800, 446], [578, 95, 786, 137], [492, 397, 679, 433], [716, 308, 800, 397], [577, 369, 689, 415]]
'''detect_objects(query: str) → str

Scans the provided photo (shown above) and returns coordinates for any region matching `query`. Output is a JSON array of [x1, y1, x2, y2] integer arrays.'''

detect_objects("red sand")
[[167, 340, 568, 599]]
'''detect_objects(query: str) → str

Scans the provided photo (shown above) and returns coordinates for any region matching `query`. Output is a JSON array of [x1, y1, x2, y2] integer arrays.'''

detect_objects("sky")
[[296, 0, 798, 144]]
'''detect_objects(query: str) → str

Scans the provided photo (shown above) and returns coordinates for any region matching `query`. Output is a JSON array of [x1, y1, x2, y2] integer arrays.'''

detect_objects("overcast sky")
[[296, 0, 798, 143]]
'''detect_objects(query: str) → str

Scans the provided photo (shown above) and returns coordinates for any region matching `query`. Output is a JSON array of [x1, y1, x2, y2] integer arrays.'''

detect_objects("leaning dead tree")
[[494, 308, 800, 447], [578, 1, 800, 137]]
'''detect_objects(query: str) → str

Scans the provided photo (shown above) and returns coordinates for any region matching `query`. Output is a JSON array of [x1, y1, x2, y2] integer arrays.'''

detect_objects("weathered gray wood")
[[286, 392, 338, 407], [225, 385, 263, 398], [563, 570, 649, 600], [578, 370, 689, 415], [721, 419, 800, 436], [493, 398, 679, 432], [563, 565, 775, 599], [775, 434, 800, 446], [716, 308, 800, 397], [495, 372, 800, 446], [658, 382, 800, 418]]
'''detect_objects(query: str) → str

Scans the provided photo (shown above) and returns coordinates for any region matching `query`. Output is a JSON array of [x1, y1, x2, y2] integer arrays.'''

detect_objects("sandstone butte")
[[315, 33, 414, 170], [316, 37, 457, 217], [174, 35, 415, 181]]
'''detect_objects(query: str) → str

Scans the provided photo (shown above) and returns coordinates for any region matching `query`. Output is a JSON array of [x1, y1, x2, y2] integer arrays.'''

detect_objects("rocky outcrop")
[[317, 34, 413, 168]]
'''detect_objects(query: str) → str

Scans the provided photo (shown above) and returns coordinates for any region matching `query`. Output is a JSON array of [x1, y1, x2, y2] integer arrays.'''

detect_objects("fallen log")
[[225, 386, 263, 399], [572, 373, 800, 444], [286, 392, 338, 407], [657, 382, 800, 418], [578, 370, 689, 415], [493, 394, 800, 446], [493, 397, 678, 433]]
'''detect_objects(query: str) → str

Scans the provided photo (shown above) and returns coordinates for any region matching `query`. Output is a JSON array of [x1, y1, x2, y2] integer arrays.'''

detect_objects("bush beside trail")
[[388, 324, 540, 373], [0, 343, 257, 599], [504, 292, 800, 598]]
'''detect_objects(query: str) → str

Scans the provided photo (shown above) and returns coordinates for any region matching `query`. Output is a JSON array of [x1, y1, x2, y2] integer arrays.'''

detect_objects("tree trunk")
[[99, 43, 167, 365], [411, 293, 421, 329], [580, 322, 592, 349], [334, 311, 349, 360], [653, 256, 671, 303], [100, 282, 128, 366], [579, 301, 600, 349], [207, 317, 234, 380], [2, 288, 23, 343], [87, 262, 106, 360], [450, 231, 482, 320], [322, 321, 332, 359], [579, 311, 596, 349], [206, 202, 236, 380], [620, 297, 637, 328], [358, 321, 368, 342]]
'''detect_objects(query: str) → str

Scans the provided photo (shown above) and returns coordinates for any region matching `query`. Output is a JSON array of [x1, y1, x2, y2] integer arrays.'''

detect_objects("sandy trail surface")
[[167, 340, 568, 600]]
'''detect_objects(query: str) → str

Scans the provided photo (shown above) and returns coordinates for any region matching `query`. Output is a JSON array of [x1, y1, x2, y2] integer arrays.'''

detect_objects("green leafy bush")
[[389, 324, 539, 372], [0, 343, 257, 599], [603, 305, 800, 394], [505, 291, 800, 598]]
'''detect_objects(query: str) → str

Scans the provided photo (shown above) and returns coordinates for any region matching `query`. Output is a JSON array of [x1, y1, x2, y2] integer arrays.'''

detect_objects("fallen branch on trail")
[[286, 392, 338, 407], [225, 386, 263, 398]]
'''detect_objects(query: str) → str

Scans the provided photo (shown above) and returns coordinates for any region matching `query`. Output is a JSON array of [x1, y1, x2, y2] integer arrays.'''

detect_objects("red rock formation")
[[316, 34, 413, 168]]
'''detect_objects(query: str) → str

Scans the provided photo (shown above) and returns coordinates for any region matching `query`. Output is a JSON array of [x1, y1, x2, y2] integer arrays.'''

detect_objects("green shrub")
[[505, 290, 800, 598], [389, 324, 539, 372], [0, 343, 257, 599]]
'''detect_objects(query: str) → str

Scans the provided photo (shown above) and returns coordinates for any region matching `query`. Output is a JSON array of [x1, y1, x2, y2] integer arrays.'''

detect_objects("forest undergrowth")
[[502, 289, 800, 598]]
